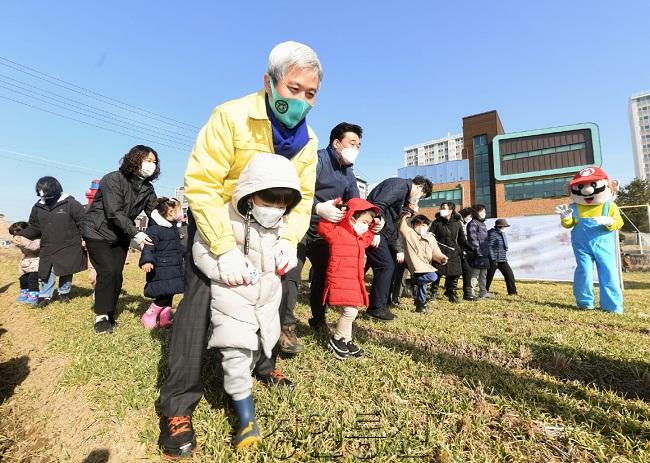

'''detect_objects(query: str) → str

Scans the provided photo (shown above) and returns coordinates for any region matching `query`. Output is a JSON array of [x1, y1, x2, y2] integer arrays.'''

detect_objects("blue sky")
[[1, 0, 648, 222]]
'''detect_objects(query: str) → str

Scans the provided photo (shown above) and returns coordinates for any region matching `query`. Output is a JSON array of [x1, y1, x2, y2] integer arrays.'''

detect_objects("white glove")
[[274, 239, 297, 276], [315, 200, 344, 223], [371, 234, 381, 248], [217, 247, 252, 286], [134, 232, 153, 250], [555, 204, 573, 219], [396, 252, 405, 264], [593, 216, 614, 227], [371, 217, 385, 234]]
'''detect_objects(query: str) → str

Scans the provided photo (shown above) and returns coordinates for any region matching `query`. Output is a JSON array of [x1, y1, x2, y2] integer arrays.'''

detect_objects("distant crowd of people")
[[8, 41, 518, 459]]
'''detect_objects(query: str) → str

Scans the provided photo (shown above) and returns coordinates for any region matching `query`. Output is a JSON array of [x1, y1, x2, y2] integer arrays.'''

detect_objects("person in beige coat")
[[400, 213, 448, 313], [191, 154, 302, 449], [9, 221, 41, 305]]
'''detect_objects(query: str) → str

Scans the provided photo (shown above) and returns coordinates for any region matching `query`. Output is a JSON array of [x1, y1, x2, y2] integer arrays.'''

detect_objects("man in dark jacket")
[[429, 201, 474, 303], [19, 176, 87, 307], [280, 122, 363, 352], [365, 175, 432, 320], [466, 204, 494, 299]]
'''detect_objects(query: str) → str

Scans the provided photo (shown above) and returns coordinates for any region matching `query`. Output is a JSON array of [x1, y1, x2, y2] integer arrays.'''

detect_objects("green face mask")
[[268, 77, 312, 129]]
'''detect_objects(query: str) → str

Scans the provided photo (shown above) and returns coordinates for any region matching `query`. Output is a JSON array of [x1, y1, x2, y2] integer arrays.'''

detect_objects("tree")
[[616, 178, 650, 233]]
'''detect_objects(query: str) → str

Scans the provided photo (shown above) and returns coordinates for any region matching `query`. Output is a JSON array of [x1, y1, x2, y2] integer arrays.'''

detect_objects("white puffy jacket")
[[192, 154, 301, 358]]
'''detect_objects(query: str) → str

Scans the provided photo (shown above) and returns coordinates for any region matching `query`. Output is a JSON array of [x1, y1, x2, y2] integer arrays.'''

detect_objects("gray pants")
[[470, 268, 488, 297], [221, 346, 261, 401]]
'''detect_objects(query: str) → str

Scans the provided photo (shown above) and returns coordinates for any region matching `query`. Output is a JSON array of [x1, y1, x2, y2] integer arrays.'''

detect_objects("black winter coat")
[[19, 194, 88, 280], [429, 214, 473, 276], [488, 228, 509, 263], [366, 177, 412, 253], [80, 171, 156, 243], [466, 219, 491, 269], [138, 215, 185, 298]]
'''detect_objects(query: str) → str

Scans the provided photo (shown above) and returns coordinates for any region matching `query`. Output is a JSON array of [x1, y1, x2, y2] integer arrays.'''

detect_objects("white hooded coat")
[[192, 154, 302, 358]]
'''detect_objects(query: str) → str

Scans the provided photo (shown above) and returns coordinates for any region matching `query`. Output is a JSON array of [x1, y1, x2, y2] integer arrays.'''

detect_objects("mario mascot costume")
[[555, 167, 624, 313]]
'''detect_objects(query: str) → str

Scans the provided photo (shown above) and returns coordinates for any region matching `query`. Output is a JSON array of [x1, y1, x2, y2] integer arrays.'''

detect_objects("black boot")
[[447, 276, 461, 304], [415, 300, 428, 313]]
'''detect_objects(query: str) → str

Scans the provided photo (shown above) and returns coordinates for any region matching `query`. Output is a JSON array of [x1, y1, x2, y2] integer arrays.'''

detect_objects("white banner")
[[485, 214, 615, 282]]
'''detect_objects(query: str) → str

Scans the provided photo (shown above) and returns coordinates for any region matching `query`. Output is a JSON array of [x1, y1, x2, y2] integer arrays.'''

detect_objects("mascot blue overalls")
[[555, 167, 624, 314]]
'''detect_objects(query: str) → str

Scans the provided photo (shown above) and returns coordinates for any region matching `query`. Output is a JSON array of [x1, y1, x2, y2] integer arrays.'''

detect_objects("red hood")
[[339, 197, 379, 234]]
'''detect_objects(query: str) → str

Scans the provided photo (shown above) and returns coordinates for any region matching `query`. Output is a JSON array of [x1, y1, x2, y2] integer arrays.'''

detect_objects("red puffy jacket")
[[318, 198, 379, 307]]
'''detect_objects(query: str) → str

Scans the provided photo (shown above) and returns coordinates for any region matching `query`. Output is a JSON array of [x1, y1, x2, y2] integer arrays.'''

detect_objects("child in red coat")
[[318, 197, 380, 360]]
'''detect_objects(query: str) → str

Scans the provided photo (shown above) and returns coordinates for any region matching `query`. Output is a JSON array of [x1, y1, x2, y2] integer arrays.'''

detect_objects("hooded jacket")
[[19, 194, 88, 280], [192, 154, 302, 358], [139, 210, 185, 298], [14, 236, 40, 275], [399, 216, 446, 274], [318, 198, 379, 307]]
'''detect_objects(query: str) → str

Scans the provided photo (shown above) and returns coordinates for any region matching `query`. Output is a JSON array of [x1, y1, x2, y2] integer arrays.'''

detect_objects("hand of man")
[[371, 234, 381, 248], [217, 247, 252, 286], [141, 263, 154, 273], [396, 252, 405, 264], [315, 199, 344, 223], [440, 255, 448, 265], [371, 217, 385, 233], [593, 216, 614, 227], [274, 239, 297, 276], [554, 204, 573, 219]]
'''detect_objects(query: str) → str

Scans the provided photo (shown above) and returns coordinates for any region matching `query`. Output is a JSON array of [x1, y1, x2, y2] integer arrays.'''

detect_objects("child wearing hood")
[[191, 154, 302, 449], [318, 197, 381, 359]]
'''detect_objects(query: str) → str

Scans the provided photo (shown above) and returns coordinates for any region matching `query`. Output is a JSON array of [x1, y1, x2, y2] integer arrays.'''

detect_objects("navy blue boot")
[[232, 395, 261, 449]]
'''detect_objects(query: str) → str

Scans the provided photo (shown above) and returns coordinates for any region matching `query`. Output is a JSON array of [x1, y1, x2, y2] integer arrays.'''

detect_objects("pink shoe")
[[158, 306, 173, 328], [141, 303, 163, 330]]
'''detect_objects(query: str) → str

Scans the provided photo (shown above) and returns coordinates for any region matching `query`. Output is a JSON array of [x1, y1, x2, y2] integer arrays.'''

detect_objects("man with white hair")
[[157, 41, 322, 459]]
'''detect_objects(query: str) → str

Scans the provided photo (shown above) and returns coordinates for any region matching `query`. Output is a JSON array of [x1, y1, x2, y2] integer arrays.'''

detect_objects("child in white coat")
[[192, 154, 302, 449]]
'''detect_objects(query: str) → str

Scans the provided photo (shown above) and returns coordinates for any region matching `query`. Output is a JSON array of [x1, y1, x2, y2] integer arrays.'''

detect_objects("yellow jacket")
[[561, 201, 624, 232], [184, 90, 318, 255]]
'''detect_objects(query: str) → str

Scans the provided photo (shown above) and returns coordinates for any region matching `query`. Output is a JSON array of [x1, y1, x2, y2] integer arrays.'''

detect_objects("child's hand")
[[12, 235, 21, 246], [141, 263, 154, 273]]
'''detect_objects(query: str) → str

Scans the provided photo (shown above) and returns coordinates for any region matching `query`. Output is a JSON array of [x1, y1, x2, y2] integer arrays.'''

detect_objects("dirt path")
[[0, 288, 152, 462]]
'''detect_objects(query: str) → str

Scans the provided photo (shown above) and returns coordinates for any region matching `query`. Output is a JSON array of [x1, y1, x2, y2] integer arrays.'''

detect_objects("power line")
[[0, 73, 195, 143], [0, 94, 191, 152], [0, 55, 200, 132], [0, 84, 192, 150]]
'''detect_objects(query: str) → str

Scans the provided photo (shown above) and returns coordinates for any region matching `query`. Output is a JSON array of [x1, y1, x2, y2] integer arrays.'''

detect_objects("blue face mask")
[[268, 77, 312, 129]]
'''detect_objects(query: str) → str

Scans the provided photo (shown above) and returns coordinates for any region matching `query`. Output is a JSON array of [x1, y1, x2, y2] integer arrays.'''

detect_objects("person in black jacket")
[[429, 201, 474, 303], [458, 207, 478, 301], [139, 197, 185, 330], [80, 145, 158, 334], [365, 175, 432, 320], [18, 176, 87, 308]]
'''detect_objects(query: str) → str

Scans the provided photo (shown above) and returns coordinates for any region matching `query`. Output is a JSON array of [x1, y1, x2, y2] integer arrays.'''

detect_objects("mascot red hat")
[[569, 167, 609, 186]]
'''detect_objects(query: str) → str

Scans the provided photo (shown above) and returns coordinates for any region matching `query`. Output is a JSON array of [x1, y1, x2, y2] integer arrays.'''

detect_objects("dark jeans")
[[365, 238, 396, 310], [412, 272, 438, 303], [85, 239, 129, 315], [19, 272, 39, 291], [158, 212, 278, 417], [155, 295, 174, 307], [486, 261, 518, 295]]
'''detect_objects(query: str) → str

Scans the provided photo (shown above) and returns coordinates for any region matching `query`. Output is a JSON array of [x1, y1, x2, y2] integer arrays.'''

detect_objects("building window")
[[502, 143, 586, 161], [473, 134, 493, 216], [420, 188, 462, 208], [504, 177, 572, 201]]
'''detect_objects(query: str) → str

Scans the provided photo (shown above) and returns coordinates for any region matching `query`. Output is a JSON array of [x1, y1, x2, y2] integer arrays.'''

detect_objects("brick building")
[[400, 111, 602, 218]]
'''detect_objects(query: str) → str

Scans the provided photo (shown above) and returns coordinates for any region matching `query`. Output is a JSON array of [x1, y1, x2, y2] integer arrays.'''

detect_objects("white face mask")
[[478, 211, 486, 220], [418, 227, 429, 238], [339, 147, 359, 165], [439, 209, 450, 218], [352, 221, 369, 236], [252, 204, 286, 228], [140, 161, 156, 178]]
